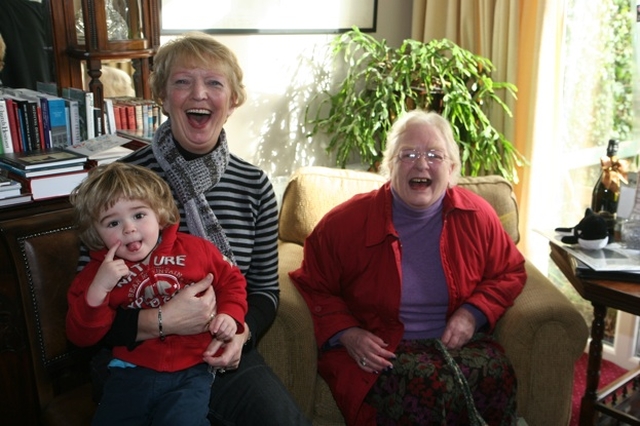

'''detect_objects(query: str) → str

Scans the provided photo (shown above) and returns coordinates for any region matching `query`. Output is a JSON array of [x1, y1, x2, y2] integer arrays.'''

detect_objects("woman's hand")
[[161, 273, 217, 336], [202, 323, 250, 372], [339, 327, 395, 374], [441, 307, 476, 349]]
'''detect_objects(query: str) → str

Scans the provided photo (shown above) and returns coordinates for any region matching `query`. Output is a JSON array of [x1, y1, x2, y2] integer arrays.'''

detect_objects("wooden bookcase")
[[44, 0, 160, 117]]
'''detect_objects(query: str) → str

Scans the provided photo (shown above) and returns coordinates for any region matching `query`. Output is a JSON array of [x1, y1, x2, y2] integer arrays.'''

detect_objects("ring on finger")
[[218, 368, 226, 374], [359, 358, 367, 367]]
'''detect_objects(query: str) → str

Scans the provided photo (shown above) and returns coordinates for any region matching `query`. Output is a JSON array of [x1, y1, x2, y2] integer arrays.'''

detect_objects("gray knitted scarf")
[[152, 119, 236, 264]]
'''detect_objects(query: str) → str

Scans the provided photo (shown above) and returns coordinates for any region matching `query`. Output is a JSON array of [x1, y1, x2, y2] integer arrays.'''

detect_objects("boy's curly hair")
[[70, 162, 179, 251]]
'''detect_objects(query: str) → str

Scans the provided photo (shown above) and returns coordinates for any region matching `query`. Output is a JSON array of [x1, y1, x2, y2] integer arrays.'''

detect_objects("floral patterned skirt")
[[365, 334, 517, 426]]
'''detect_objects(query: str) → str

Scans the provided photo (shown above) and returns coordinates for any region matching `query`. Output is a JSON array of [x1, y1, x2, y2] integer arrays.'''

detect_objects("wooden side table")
[[550, 243, 640, 425]]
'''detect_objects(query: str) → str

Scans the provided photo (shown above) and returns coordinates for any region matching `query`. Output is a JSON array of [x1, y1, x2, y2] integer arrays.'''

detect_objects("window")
[[527, 0, 640, 369]]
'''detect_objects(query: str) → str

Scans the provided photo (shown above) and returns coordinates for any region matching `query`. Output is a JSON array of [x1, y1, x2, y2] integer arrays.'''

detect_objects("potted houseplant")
[[305, 27, 525, 182]]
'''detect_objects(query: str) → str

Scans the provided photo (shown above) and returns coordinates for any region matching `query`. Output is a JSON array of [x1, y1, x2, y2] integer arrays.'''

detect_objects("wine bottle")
[[591, 139, 620, 237]]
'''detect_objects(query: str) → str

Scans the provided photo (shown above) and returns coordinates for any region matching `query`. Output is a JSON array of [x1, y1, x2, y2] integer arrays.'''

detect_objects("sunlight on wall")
[[159, 0, 413, 182], [220, 34, 338, 178]]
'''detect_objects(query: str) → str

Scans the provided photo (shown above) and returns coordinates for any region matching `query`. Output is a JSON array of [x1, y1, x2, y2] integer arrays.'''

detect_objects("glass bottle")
[[591, 139, 620, 237]]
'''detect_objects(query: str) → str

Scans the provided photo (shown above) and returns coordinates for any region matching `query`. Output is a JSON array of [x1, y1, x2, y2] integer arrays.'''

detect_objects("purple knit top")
[[391, 188, 449, 339], [391, 188, 486, 340]]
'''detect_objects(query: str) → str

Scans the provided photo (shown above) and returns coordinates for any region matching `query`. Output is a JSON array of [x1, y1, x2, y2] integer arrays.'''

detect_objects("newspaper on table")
[[539, 229, 640, 272]]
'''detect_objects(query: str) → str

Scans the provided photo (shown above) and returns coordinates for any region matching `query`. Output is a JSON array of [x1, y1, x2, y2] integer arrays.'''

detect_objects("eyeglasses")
[[397, 149, 447, 165]]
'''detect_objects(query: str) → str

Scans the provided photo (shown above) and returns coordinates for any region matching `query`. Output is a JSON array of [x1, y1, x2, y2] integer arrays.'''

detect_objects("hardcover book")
[[0, 161, 86, 178], [0, 147, 87, 170], [0, 177, 22, 199], [2, 94, 22, 152], [103, 98, 117, 135], [0, 98, 14, 154], [2, 89, 43, 151], [62, 87, 94, 141], [0, 192, 32, 207], [2, 96, 23, 153], [15, 88, 70, 149], [9, 169, 89, 200], [64, 98, 81, 145]]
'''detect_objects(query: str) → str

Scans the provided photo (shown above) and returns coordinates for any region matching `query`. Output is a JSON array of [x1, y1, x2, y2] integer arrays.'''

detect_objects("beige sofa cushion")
[[279, 167, 387, 245], [278, 167, 520, 245], [457, 175, 520, 243]]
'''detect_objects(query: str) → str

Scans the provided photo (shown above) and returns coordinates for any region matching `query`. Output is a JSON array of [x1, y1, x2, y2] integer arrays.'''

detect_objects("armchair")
[[258, 166, 589, 426]]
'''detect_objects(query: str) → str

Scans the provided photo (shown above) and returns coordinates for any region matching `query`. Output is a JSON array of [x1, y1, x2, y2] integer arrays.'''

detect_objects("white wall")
[[161, 0, 412, 180]]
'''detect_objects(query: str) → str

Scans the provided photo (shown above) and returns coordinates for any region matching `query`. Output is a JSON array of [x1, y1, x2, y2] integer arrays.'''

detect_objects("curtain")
[[411, 0, 518, 143], [411, 0, 563, 253]]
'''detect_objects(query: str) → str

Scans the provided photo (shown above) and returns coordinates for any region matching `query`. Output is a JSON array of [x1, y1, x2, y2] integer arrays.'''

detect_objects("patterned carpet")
[[571, 352, 628, 426]]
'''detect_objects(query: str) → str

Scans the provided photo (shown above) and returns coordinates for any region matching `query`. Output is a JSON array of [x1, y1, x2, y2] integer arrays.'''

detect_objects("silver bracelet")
[[158, 306, 165, 341]]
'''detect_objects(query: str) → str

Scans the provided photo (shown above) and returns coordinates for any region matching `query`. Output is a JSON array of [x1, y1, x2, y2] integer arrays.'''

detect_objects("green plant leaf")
[[305, 27, 526, 181]]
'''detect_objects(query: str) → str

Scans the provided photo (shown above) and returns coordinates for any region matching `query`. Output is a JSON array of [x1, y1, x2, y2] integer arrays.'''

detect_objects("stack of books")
[[107, 96, 165, 138], [0, 175, 31, 207], [0, 85, 163, 158], [0, 148, 89, 200], [0, 86, 75, 153]]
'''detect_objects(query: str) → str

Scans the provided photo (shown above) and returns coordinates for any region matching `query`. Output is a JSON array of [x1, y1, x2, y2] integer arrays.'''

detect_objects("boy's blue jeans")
[[92, 363, 214, 426]]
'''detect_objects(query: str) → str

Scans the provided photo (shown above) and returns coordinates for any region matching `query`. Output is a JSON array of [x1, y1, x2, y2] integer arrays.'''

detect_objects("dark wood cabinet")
[[45, 0, 160, 116], [0, 3, 160, 420]]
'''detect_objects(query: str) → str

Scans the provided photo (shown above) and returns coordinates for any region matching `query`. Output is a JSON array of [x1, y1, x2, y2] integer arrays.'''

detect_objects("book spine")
[[62, 88, 88, 141], [22, 101, 41, 151], [8, 169, 88, 200], [146, 103, 153, 133], [93, 108, 102, 137], [48, 99, 69, 148], [134, 103, 143, 130], [65, 100, 81, 145], [16, 103, 31, 152], [141, 104, 147, 134], [86, 92, 95, 140], [65, 107, 71, 146], [152, 104, 159, 131], [104, 99, 117, 135], [113, 104, 123, 130], [5, 172, 32, 198], [0, 99, 13, 154], [0, 160, 27, 177], [5, 99, 23, 153], [30, 102, 42, 150], [39, 98, 52, 149], [36, 104, 46, 150], [126, 105, 135, 130]]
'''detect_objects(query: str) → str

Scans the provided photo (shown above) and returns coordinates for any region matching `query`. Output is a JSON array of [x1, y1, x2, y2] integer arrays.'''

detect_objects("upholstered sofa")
[[0, 166, 588, 426], [260, 166, 589, 426]]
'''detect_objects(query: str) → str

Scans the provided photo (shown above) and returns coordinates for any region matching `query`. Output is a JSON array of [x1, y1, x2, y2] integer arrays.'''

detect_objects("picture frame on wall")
[[160, 0, 377, 35]]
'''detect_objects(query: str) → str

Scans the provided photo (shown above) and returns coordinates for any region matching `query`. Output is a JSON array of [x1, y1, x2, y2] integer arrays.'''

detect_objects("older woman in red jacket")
[[290, 110, 526, 426]]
